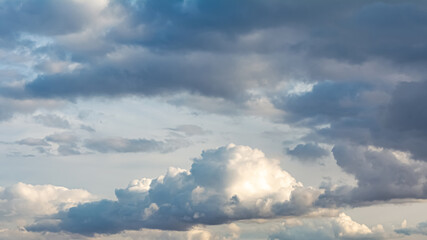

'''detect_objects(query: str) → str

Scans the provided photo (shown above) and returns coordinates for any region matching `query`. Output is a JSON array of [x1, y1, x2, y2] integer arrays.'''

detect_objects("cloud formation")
[[27, 144, 321, 235], [12, 133, 188, 156], [85, 137, 188, 153], [396, 221, 427, 236], [0, 97, 62, 121], [1, 0, 427, 238], [0, 182, 95, 220], [16, 138, 50, 146], [316, 145, 427, 207], [269, 213, 387, 240], [168, 125, 210, 137], [276, 79, 427, 165], [0, 0, 418, 102], [286, 143, 329, 162], [34, 114, 70, 129]]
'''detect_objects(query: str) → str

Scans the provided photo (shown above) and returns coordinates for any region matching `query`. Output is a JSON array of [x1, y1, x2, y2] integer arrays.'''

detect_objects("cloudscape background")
[[1, 0, 427, 239]]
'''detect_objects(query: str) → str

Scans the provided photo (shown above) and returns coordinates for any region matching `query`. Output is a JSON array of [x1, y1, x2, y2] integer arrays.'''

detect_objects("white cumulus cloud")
[[27, 144, 321, 235]]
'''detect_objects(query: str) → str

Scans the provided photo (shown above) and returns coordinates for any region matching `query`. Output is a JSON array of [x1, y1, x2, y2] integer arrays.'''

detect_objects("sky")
[[1, 0, 427, 239]]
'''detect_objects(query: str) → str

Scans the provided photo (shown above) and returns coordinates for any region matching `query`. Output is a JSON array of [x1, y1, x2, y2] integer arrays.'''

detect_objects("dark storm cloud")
[[286, 143, 329, 162], [9, 0, 426, 100], [277, 80, 427, 162], [377, 81, 427, 160], [276, 81, 370, 124], [384, 81, 427, 133], [112, 0, 427, 64], [25, 52, 252, 100], [316, 145, 427, 207], [108, 0, 359, 50]]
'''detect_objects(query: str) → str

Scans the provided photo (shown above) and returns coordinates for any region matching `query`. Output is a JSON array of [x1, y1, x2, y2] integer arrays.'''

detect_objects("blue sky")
[[1, 0, 427, 239]]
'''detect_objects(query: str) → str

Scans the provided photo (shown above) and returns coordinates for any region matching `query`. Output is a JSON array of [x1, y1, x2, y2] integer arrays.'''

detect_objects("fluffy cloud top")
[[27, 144, 320, 235]]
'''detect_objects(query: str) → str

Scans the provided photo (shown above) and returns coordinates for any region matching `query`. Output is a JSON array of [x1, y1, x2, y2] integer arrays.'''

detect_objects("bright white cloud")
[[0, 182, 96, 240], [0, 182, 95, 219], [27, 144, 321, 235]]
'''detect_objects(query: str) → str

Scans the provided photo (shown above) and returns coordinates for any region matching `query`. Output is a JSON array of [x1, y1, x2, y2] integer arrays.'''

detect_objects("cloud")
[[0, 0, 426, 134], [269, 213, 386, 240], [13, 133, 189, 157], [286, 143, 329, 162], [34, 114, 70, 129], [276, 80, 427, 165], [168, 125, 210, 136], [84, 137, 189, 153], [0, 97, 62, 121], [106, 0, 427, 65], [0, 225, 239, 240], [11, 0, 425, 103], [275, 81, 370, 125], [0, 183, 97, 240], [378, 81, 427, 160], [79, 125, 95, 133], [395, 221, 427, 236], [16, 138, 50, 146], [25, 48, 257, 101], [1, 1, 427, 238], [27, 144, 321, 235], [0, 0, 108, 39], [13, 133, 80, 156], [316, 145, 427, 207], [44, 132, 81, 155], [0, 182, 95, 220]]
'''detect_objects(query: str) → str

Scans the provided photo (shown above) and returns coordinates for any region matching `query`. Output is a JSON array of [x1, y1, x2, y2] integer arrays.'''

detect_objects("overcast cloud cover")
[[2, 0, 427, 239]]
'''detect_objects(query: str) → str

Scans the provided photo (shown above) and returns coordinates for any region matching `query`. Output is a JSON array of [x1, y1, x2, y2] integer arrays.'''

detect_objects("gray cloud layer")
[[85, 137, 188, 153], [0, 0, 423, 100], [286, 143, 329, 162], [8, 0, 427, 168], [13, 134, 188, 156], [276, 79, 427, 160], [34, 114, 70, 129]]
